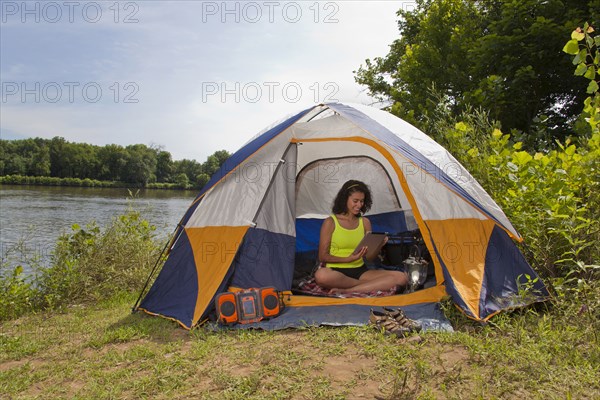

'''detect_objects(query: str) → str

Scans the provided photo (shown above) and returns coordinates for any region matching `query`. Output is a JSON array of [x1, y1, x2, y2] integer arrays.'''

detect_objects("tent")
[[135, 102, 548, 329]]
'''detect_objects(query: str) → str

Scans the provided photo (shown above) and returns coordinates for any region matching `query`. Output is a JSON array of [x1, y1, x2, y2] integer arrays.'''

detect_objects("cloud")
[[1, 1, 402, 161]]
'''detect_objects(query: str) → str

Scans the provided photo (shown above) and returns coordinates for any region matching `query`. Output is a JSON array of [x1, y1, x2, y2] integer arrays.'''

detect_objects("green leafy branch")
[[564, 23, 600, 133], [564, 23, 599, 92]]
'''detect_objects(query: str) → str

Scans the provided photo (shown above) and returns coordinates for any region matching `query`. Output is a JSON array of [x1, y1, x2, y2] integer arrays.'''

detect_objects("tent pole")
[[131, 226, 179, 313]]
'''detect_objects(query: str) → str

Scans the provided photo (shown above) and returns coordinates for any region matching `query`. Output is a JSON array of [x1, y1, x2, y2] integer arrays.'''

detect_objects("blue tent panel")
[[295, 212, 410, 254], [295, 212, 411, 273], [479, 226, 549, 319], [370, 211, 410, 234], [230, 228, 296, 291], [139, 231, 199, 327], [296, 218, 323, 254]]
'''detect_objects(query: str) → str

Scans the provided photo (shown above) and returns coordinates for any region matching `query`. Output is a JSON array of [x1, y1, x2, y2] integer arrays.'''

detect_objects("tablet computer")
[[353, 232, 387, 260]]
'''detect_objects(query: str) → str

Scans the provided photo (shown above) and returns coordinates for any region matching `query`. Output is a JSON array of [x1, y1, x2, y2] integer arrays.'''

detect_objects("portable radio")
[[215, 287, 282, 325]]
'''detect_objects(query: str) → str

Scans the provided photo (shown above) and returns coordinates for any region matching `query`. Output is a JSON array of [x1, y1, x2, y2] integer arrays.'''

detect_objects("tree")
[[49, 137, 69, 177], [199, 150, 230, 188], [355, 0, 599, 147], [122, 144, 157, 185], [173, 172, 190, 188], [97, 144, 128, 181], [201, 150, 230, 177], [4, 154, 27, 175], [155, 151, 174, 183], [196, 173, 210, 189], [26, 140, 51, 176], [172, 159, 202, 187]]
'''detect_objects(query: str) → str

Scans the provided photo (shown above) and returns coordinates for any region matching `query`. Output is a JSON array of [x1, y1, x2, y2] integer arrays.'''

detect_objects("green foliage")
[[418, 25, 600, 316], [0, 210, 162, 320], [424, 25, 600, 329], [38, 211, 161, 308], [173, 172, 190, 188], [0, 240, 46, 321], [155, 150, 174, 182], [355, 0, 598, 147], [146, 181, 190, 190], [564, 23, 600, 133], [0, 137, 50, 176], [0, 265, 34, 320], [172, 158, 203, 187], [0, 175, 119, 187], [121, 144, 158, 185], [0, 136, 230, 189]]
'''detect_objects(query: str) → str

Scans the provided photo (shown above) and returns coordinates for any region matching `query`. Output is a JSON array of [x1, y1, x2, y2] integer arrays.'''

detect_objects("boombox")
[[215, 287, 282, 325]]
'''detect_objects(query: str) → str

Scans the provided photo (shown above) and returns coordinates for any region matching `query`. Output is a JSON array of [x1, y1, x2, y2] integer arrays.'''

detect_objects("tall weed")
[[0, 239, 44, 320], [0, 265, 34, 320]]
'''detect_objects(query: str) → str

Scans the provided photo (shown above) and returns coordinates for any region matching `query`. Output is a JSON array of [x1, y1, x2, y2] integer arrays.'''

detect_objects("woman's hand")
[[349, 246, 368, 261]]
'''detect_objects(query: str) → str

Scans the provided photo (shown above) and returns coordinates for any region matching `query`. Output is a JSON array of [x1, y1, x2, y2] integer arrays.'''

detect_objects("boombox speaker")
[[215, 287, 283, 325], [215, 292, 238, 324]]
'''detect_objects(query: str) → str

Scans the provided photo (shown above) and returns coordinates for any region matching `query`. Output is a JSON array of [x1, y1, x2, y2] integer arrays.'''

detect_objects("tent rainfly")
[[135, 102, 548, 329]]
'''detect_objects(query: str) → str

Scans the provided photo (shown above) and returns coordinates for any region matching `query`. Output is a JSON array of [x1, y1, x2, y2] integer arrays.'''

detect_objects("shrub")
[[0, 265, 34, 320], [36, 210, 161, 308], [0, 209, 162, 320]]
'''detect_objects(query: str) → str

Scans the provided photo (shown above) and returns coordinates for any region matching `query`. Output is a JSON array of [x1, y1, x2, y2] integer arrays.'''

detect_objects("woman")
[[314, 180, 408, 294]]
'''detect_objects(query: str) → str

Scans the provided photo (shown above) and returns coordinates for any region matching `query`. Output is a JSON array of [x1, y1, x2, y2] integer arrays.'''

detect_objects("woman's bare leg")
[[334, 270, 408, 293], [314, 267, 360, 289]]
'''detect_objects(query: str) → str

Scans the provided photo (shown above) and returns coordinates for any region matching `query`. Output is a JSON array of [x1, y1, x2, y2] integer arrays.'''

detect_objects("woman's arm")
[[363, 217, 372, 232], [318, 217, 366, 264]]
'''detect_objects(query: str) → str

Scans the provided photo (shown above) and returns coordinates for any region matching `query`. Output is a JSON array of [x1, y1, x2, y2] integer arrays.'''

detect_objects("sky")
[[1, 1, 409, 162]]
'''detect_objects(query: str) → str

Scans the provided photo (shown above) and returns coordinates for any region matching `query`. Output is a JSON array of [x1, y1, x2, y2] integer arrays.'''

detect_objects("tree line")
[[0, 136, 230, 189]]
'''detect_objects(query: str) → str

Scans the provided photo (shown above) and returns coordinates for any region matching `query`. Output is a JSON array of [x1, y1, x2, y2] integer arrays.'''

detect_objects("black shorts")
[[329, 265, 368, 280]]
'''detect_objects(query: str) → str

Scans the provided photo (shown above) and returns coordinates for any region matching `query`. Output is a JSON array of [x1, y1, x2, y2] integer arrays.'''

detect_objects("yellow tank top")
[[326, 214, 365, 269]]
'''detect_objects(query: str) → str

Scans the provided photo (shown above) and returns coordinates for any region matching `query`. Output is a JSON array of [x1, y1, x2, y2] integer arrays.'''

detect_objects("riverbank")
[[0, 175, 194, 190], [1, 291, 599, 399]]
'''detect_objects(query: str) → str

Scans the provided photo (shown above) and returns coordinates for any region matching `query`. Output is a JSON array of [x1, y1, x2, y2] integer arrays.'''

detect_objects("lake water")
[[0, 185, 197, 269]]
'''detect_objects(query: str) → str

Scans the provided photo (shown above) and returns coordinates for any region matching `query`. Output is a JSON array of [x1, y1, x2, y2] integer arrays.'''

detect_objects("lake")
[[0, 185, 197, 269]]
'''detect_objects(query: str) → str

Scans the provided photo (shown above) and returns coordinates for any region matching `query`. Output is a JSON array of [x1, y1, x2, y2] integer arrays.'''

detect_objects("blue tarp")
[[213, 302, 453, 332]]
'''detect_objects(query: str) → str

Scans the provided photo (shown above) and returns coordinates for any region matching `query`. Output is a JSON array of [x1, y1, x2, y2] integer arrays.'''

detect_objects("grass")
[[1, 293, 598, 400]]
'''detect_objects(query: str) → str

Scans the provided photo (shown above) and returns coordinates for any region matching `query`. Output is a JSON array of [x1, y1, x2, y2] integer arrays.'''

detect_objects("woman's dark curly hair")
[[331, 180, 372, 215]]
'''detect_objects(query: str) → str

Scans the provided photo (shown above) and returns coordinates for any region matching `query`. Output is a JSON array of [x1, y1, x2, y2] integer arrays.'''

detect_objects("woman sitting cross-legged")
[[314, 180, 408, 294]]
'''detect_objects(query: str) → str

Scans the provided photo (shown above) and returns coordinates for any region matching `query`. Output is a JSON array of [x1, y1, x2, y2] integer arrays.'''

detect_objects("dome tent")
[[134, 102, 548, 329]]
